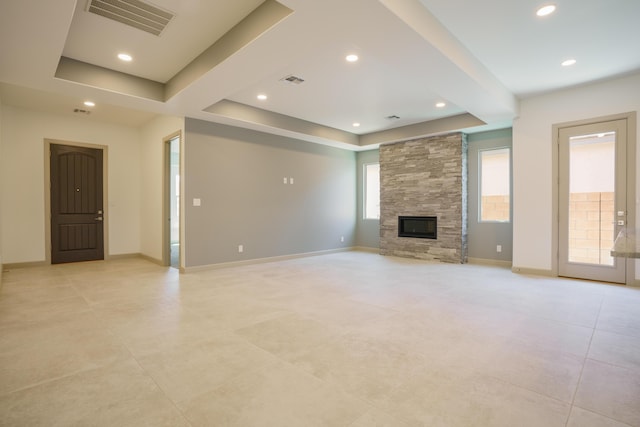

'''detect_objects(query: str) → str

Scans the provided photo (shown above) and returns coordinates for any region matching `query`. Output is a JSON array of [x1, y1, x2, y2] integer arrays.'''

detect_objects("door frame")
[[44, 139, 109, 264], [162, 131, 182, 269], [552, 112, 637, 285]]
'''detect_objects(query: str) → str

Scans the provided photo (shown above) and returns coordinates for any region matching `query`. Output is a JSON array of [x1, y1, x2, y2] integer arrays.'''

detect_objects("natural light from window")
[[480, 148, 510, 222], [364, 163, 380, 220]]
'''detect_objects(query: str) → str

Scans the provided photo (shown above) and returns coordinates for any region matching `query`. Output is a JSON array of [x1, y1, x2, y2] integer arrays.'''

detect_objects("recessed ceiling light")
[[117, 53, 132, 62], [83, 101, 95, 107], [436, 102, 446, 108], [561, 58, 577, 67], [536, 4, 556, 17], [352, 122, 361, 127], [346, 54, 359, 63], [257, 94, 268, 100]]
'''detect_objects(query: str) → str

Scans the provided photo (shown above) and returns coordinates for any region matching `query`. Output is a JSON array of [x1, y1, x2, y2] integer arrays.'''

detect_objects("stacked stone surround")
[[380, 132, 468, 263]]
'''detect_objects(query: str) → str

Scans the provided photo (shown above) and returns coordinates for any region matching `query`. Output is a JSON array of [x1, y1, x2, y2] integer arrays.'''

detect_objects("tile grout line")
[[563, 294, 603, 427]]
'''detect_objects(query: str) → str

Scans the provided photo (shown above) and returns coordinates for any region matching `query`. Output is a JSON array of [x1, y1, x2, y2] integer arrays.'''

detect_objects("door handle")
[[94, 216, 103, 221]]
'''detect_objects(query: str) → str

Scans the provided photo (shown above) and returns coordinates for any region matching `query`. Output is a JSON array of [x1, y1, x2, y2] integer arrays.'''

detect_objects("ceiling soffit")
[[54, 0, 293, 103]]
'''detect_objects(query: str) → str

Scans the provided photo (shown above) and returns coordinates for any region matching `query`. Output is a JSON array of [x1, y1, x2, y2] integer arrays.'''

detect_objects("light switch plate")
[[193, 198, 201, 207]]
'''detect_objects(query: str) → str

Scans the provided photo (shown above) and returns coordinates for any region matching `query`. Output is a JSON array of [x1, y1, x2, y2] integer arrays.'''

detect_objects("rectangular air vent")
[[280, 75, 305, 85], [87, 0, 174, 36]]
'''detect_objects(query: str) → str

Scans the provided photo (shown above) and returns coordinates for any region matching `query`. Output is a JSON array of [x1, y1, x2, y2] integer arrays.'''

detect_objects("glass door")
[[558, 119, 627, 283]]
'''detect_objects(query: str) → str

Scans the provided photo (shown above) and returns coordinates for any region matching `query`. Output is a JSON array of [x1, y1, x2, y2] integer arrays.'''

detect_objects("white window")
[[364, 163, 380, 219], [479, 148, 510, 222]]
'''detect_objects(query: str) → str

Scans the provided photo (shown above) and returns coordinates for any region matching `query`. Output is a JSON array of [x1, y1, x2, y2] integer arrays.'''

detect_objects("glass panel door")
[[567, 132, 615, 265], [558, 119, 627, 283]]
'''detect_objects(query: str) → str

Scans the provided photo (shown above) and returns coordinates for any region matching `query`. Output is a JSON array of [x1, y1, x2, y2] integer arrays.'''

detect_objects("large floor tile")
[[288, 331, 430, 404], [0, 310, 130, 395], [0, 359, 189, 426], [137, 332, 278, 403], [379, 371, 570, 427], [236, 312, 342, 360], [478, 341, 585, 402], [588, 329, 640, 371], [178, 360, 368, 426], [567, 406, 633, 427], [1, 252, 639, 425], [350, 408, 414, 427], [574, 359, 640, 426]]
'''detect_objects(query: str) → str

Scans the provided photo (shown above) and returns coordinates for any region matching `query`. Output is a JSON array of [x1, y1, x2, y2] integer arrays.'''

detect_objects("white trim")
[[468, 257, 511, 268], [512, 266, 554, 277]]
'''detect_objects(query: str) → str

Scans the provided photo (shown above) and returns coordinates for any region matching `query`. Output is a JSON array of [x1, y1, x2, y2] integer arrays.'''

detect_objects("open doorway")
[[164, 133, 181, 268]]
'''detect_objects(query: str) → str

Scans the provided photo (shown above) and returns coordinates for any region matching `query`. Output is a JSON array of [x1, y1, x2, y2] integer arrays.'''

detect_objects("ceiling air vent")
[[386, 115, 400, 120], [86, 0, 175, 36], [280, 75, 305, 85], [73, 108, 91, 115]]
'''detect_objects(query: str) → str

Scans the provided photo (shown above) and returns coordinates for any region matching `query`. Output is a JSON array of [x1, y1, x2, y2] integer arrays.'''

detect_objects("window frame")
[[478, 146, 511, 223], [363, 162, 380, 220]]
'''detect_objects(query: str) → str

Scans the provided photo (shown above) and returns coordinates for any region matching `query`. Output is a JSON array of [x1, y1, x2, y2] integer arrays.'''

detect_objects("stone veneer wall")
[[380, 132, 468, 263]]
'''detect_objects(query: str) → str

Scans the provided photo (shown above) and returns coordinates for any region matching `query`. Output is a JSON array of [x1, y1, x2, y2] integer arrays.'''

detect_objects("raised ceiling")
[[1, 0, 639, 150]]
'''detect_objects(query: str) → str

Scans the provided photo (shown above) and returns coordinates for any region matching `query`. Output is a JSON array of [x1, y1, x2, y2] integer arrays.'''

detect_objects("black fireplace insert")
[[398, 216, 437, 239]]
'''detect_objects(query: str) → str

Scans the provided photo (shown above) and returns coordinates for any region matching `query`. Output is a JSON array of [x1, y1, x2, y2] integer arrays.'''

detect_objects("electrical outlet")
[[497, 245, 502, 253], [340, 236, 344, 242], [238, 245, 243, 253], [283, 177, 288, 184]]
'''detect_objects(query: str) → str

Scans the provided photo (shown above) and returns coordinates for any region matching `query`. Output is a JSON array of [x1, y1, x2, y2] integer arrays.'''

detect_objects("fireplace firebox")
[[398, 216, 437, 239]]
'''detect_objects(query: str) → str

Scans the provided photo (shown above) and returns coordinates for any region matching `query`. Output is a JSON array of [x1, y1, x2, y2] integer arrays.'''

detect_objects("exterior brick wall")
[[379, 132, 467, 263], [569, 192, 615, 265], [481, 195, 510, 222]]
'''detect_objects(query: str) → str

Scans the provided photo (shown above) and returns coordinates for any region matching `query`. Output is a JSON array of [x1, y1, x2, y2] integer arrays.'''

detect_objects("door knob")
[[94, 216, 103, 221]]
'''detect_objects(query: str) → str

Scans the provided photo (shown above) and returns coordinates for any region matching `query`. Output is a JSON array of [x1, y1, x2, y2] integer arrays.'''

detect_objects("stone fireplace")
[[380, 132, 468, 263]]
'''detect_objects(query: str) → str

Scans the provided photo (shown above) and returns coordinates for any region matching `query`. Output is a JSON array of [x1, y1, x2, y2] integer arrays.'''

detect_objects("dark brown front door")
[[50, 144, 104, 264]]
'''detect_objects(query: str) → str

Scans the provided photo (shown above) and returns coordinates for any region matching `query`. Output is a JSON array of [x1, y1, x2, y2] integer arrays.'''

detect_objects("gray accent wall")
[[184, 118, 356, 267], [467, 128, 513, 263], [356, 149, 380, 249]]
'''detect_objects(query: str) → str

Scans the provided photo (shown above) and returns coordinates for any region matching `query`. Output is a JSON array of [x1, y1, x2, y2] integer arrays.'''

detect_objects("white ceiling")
[[1, 0, 639, 150]]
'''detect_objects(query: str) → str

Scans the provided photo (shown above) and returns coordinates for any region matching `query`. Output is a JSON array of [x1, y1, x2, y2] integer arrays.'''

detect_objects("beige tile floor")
[[1, 251, 639, 426]]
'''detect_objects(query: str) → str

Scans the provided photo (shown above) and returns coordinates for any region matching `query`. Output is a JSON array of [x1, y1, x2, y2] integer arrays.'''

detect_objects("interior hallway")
[[0, 251, 639, 426]]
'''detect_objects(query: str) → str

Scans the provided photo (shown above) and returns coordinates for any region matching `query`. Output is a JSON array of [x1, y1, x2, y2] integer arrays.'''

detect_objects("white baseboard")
[[467, 257, 512, 268], [511, 266, 554, 277], [352, 246, 380, 254]]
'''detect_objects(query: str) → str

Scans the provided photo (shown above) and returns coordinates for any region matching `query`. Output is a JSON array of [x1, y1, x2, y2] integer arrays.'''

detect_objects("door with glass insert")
[[558, 119, 627, 283]]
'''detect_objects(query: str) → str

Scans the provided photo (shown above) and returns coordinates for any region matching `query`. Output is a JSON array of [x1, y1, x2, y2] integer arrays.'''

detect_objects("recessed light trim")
[[117, 53, 132, 62], [352, 122, 361, 127], [561, 58, 577, 67], [346, 54, 359, 63], [257, 94, 268, 101], [84, 101, 95, 107], [436, 102, 446, 108], [536, 4, 556, 16]]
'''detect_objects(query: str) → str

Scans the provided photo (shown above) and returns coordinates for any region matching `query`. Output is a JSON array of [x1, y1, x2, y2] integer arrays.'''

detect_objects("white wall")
[[0, 106, 142, 263], [513, 72, 640, 272], [139, 115, 184, 263]]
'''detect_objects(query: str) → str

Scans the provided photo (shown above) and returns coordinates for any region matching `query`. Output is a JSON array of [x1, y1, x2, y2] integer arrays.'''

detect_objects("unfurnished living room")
[[1, 0, 640, 426]]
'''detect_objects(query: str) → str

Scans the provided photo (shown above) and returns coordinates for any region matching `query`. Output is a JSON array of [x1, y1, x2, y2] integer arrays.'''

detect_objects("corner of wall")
[[0, 94, 4, 289]]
